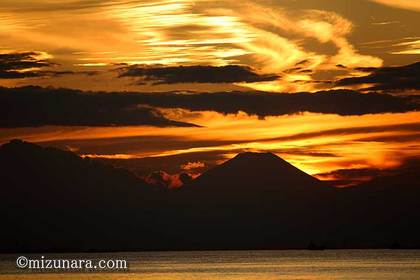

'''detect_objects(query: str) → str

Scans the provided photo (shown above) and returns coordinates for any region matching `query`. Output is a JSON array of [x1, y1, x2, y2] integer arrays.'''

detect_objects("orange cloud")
[[181, 161, 205, 171]]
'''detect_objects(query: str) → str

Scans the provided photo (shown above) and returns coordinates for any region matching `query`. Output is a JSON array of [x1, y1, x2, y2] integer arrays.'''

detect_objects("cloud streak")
[[118, 65, 279, 84], [0, 51, 98, 79]]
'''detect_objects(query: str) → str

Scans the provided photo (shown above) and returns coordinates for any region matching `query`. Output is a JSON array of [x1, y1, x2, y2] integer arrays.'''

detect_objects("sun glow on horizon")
[[2, 110, 419, 181]]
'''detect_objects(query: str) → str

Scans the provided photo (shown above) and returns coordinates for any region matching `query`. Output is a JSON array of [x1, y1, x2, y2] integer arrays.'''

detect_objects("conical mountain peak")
[[190, 152, 324, 193], [232, 151, 280, 161]]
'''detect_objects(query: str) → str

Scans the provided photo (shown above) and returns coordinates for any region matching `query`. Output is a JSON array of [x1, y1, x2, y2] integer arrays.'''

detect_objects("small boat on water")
[[307, 241, 326, 250]]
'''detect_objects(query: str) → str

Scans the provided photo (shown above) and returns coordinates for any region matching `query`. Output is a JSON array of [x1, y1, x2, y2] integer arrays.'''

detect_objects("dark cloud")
[[0, 51, 97, 79], [316, 168, 390, 187], [118, 64, 280, 84], [295, 60, 310, 66], [126, 90, 419, 117], [41, 70, 99, 77], [336, 61, 420, 92], [0, 52, 53, 78], [0, 86, 197, 127], [266, 122, 420, 143], [318, 168, 386, 179], [2, 86, 419, 128], [317, 156, 420, 187], [144, 171, 183, 189], [40, 135, 239, 155], [271, 149, 339, 158]]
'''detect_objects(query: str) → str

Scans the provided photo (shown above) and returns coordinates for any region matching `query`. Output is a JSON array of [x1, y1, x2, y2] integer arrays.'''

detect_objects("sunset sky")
[[1, 0, 419, 186]]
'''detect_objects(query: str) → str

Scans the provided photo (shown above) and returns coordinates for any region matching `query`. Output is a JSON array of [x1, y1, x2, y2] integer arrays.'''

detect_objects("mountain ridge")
[[1, 140, 420, 252]]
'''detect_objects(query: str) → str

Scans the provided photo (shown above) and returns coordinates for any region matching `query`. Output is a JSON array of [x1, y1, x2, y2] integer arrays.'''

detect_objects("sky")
[[1, 0, 419, 187]]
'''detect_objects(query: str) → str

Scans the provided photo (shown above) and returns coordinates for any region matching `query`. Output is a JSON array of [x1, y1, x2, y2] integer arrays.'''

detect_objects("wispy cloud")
[[369, 0, 420, 12], [371, 20, 400, 25], [391, 39, 420, 55], [0, 0, 386, 92]]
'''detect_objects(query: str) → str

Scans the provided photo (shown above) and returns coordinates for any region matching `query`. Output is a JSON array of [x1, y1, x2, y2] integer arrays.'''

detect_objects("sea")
[[1, 250, 420, 279]]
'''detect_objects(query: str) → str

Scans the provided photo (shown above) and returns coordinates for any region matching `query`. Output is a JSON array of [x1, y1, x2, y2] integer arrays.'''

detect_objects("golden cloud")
[[0, 0, 387, 91]]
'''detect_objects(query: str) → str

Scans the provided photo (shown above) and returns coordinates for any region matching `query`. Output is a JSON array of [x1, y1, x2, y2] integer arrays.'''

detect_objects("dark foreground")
[[1, 140, 420, 252]]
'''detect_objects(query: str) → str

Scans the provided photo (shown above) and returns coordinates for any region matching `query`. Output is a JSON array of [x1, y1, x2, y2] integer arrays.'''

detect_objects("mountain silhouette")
[[187, 151, 326, 193], [173, 152, 339, 249], [0, 139, 153, 208], [0, 140, 171, 252], [1, 140, 420, 252]]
